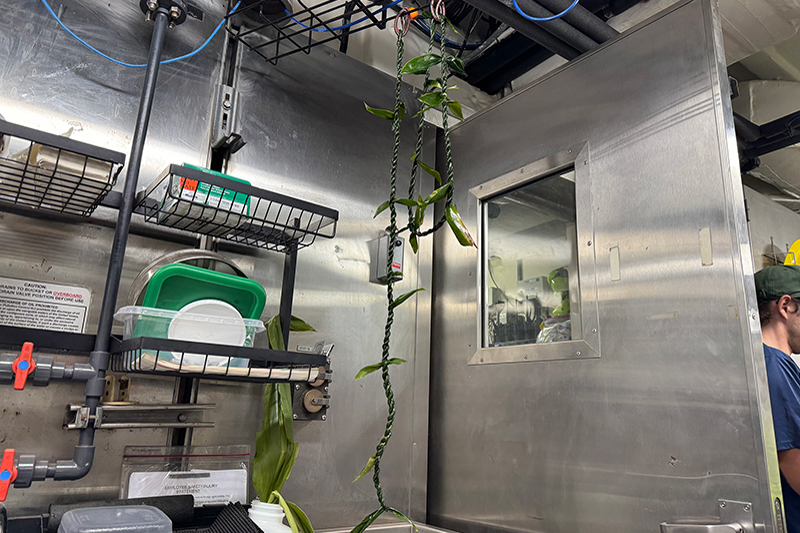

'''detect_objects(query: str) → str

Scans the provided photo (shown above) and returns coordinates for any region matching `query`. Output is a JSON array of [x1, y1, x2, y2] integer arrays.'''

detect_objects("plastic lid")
[[57, 506, 172, 533], [168, 300, 247, 346]]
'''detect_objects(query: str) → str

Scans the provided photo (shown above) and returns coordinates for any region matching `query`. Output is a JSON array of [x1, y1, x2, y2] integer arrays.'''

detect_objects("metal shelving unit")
[[0, 119, 125, 216], [228, 0, 399, 63]]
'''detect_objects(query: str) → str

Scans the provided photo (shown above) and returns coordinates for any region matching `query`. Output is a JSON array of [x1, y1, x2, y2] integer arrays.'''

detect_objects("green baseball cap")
[[755, 265, 800, 301]]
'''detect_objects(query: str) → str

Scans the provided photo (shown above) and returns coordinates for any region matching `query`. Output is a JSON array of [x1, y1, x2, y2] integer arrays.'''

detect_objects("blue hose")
[[286, 0, 402, 32], [511, 0, 580, 22]]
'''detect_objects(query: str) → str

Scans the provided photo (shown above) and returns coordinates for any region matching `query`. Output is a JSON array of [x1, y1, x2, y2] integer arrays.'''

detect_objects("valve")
[[12, 343, 35, 391], [0, 450, 17, 501]]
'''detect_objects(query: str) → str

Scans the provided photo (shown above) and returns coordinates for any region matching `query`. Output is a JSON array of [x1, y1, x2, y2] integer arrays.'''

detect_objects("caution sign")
[[0, 276, 91, 333]]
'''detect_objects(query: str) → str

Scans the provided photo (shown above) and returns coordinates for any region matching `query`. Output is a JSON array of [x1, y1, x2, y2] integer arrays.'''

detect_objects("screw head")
[[147, 0, 158, 10], [177, 413, 188, 422], [292, 414, 298, 420], [222, 100, 232, 110], [576, 351, 581, 356], [587, 241, 592, 246], [295, 384, 301, 390], [592, 328, 597, 334], [720, 501, 727, 509], [743, 504, 750, 512], [321, 415, 327, 421], [324, 386, 329, 392], [169, 5, 181, 18]]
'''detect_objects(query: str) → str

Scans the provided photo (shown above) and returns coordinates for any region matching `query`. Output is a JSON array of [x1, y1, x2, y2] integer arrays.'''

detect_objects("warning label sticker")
[[0, 276, 91, 333]]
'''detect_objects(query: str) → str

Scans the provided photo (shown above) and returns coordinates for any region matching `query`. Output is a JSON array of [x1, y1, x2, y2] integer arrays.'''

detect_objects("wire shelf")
[[137, 164, 338, 253], [0, 119, 125, 216], [111, 336, 328, 384], [228, 0, 399, 64]]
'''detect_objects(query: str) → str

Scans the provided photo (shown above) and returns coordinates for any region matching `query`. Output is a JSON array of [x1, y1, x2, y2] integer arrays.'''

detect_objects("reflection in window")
[[483, 168, 581, 347]]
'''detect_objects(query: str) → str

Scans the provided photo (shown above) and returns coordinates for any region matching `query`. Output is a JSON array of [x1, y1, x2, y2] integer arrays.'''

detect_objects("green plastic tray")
[[141, 263, 266, 319]]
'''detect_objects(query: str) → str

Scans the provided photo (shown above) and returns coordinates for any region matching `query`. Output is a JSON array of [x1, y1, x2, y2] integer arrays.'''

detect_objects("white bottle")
[[248, 500, 293, 533]]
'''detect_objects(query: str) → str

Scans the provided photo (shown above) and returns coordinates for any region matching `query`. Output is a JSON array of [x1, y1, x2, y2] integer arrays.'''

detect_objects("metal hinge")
[[65, 404, 215, 430]]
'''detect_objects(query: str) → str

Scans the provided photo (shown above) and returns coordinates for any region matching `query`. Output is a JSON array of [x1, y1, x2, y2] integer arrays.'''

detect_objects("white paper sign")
[[0, 277, 91, 333], [127, 469, 248, 506]]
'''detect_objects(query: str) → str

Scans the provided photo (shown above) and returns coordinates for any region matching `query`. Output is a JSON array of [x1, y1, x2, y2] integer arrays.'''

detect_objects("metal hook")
[[431, 0, 445, 22], [395, 7, 411, 37]]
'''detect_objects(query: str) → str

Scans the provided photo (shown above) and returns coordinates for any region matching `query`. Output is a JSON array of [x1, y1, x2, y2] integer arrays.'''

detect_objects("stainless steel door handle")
[[660, 523, 744, 533]]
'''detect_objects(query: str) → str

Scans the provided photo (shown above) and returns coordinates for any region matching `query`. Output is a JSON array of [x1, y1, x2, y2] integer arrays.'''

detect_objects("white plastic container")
[[57, 505, 171, 533], [114, 305, 265, 369], [248, 501, 292, 533]]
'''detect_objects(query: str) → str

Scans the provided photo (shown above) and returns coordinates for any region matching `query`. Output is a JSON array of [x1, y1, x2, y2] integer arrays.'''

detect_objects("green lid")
[[142, 263, 266, 319], [755, 265, 800, 301]]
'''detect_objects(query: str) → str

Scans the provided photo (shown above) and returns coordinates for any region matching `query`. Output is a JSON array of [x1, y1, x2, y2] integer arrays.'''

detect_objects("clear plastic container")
[[114, 305, 265, 368], [57, 505, 172, 533]]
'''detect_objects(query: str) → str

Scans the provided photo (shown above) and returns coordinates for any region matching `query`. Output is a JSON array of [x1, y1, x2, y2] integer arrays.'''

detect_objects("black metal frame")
[[111, 336, 326, 383], [0, 119, 125, 217], [228, 0, 397, 64], [137, 164, 338, 252]]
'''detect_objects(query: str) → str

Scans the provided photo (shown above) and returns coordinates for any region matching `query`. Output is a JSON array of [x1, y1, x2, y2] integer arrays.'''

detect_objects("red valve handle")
[[0, 449, 17, 501], [12, 342, 35, 391]]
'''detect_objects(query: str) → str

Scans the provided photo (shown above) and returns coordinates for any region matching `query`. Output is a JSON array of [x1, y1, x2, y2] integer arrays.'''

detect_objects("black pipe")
[[64, 9, 170, 481], [514, 0, 599, 51], [461, 0, 581, 59], [279, 250, 298, 346], [534, 0, 618, 42]]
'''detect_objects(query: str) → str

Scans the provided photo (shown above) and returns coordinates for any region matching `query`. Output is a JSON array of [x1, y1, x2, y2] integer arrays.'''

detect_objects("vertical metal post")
[[81, 9, 170, 451], [279, 249, 298, 346]]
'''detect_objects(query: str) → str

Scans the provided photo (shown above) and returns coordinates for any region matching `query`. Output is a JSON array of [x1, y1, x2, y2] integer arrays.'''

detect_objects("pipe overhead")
[[461, 0, 582, 59], [533, 0, 619, 42], [511, 0, 600, 52]]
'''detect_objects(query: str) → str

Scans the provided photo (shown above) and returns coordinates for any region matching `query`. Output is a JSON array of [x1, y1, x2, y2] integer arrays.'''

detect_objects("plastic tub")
[[114, 305, 265, 369], [57, 505, 171, 533]]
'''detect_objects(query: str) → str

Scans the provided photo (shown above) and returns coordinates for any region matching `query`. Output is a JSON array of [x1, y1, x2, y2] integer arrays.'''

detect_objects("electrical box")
[[370, 234, 404, 284]]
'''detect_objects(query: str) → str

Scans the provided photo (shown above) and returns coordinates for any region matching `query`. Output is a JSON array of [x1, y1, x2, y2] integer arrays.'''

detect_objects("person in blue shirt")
[[756, 264, 800, 533]]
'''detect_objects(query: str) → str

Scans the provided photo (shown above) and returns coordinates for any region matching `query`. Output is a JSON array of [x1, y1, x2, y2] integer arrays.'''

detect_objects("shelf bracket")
[[64, 404, 215, 430]]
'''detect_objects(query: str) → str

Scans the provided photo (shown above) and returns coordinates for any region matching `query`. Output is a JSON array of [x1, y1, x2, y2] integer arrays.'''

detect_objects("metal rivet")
[[295, 384, 301, 390], [177, 413, 187, 422], [324, 386, 329, 392], [480, 358, 484, 363], [587, 241, 592, 246], [321, 415, 327, 421], [743, 505, 750, 512], [576, 351, 581, 356], [568, 149, 572, 153], [293, 414, 298, 420], [584, 160, 588, 165], [592, 328, 597, 334], [720, 502, 727, 509]]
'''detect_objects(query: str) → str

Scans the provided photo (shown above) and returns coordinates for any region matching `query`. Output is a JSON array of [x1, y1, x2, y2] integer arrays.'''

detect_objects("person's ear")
[[777, 295, 799, 318]]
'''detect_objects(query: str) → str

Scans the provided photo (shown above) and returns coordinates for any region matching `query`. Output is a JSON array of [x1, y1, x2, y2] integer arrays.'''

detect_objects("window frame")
[[468, 143, 600, 366]]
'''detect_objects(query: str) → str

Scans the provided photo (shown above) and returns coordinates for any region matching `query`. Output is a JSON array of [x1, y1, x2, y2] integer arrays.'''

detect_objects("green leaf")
[[444, 17, 461, 37], [287, 501, 315, 533], [364, 102, 394, 120], [413, 105, 432, 118], [410, 233, 419, 254], [397, 102, 406, 122], [354, 358, 407, 380], [420, 9, 433, 18], [351, 508, 385, 533], [390, 288, 424, 310], [401, 54, 442, 75], [374, 201, 390, 218], [444, 55, 467, 76], [266, 315, 285, 352], [395, 198, 419, 208], [272, 492, 300, 533], [447, 100, 464, 120], [388, 508, 418, 531], [424, 182, 451, 205], [253, 384, 293, 499], [414, 194, 427, 229], [419, 91, 446, 108], [353, 455, 376, 482], [414, 157, 441, 184], [355, 363, 382, 380], [446, 203, 477, 248], [425, 78, 443, 90], [290, 316, 316, 332]]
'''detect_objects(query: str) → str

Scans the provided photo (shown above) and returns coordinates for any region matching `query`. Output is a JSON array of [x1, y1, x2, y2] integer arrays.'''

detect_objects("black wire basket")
[[0, 119, 125, 216], [137, 164, 338, 253], [228, 0, 399, 63], [111, 336, 328, 384]]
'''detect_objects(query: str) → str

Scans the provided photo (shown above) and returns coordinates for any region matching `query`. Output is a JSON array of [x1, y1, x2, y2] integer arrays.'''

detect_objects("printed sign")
[[0, 276, 91, 333], [127, 469, 248, 506]]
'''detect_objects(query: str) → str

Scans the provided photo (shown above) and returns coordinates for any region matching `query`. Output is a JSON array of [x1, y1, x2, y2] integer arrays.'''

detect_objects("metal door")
[[427, 0, 783, 532]]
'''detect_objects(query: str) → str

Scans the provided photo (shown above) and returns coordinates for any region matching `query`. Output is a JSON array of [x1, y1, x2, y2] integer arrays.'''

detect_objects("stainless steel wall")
[[0, 0, 432, 524], [427, 1, 781, 531]]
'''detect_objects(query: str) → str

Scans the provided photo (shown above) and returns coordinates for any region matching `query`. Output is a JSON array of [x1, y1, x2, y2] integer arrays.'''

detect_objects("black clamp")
[[140, 0, 189, 26]]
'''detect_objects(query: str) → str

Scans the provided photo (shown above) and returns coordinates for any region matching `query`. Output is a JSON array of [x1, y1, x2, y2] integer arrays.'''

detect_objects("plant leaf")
[[414, 158, 441, 184], [388, 508, 418, 531], [419, 91, 446, 108], [351, 508, 385, 533], [272, 492, 300, 533], [410, 233, 419, 254], [290, 316, 316, 332], [444, 17, 461, 37], [253, 384, 289, 499], [446, 203, 477, 248], [424, 182, 451, 205], [395, 198, 419, 208], [364, 102, 394, 120], [447, 100, 464, 120], [397, 102, 406, 122], [401, 54, 442, 75], [444, 55, 467, 76], [355, 363, 382, 380], [425, 78, 443, 90], [267, 315, 285, 351], [414, 196, 427, 229], [413, 105, 432, 118], [287, 501, 315, 533], [353, 455, 376, 482], [390, 288, 424, 310], [374, 201, 390, 218]]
